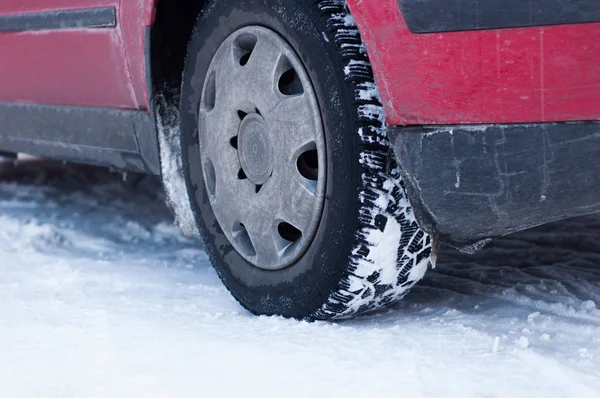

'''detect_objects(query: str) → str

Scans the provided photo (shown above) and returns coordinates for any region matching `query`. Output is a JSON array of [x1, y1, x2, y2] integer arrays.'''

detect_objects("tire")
[[179, 0, 433, 320]]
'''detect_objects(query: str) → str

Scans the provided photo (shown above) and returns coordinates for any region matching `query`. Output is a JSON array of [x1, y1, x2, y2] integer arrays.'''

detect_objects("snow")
[[1, 163, 600, 398], [155, 94, 198, 238]]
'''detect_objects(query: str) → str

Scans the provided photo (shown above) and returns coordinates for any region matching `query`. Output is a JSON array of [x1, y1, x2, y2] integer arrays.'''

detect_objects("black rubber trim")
[[135, 26, 161, 175], [389, 121, 600, 247], [398, 0, 600, 33], [0, 102, 155, 173], [0, 7, 116, 33]]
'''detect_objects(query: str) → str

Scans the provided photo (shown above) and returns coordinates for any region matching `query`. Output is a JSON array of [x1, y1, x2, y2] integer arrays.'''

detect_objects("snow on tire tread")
[[312, 1, 433, 320]]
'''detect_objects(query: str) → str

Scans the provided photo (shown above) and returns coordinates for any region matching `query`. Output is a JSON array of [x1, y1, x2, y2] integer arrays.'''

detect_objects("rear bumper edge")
[[389, 121, 600, 248]]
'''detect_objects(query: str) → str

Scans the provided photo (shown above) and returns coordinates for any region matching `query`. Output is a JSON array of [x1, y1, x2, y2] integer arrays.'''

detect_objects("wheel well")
[[150, 0, 207, 106]]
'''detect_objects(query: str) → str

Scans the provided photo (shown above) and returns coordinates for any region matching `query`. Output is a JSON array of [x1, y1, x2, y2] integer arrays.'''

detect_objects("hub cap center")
[[237, 114, 273, 185]]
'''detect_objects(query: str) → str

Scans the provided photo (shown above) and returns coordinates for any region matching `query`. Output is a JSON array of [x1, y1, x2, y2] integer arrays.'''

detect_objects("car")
[[1, 0, 598, 320]]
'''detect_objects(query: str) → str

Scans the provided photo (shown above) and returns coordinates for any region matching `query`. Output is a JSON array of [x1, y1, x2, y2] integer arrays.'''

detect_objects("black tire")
[[179, 0, 433, 320]]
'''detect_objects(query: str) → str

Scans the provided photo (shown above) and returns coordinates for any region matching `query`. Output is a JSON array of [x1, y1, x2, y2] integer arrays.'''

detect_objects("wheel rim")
[[198, 26, 326, 271]]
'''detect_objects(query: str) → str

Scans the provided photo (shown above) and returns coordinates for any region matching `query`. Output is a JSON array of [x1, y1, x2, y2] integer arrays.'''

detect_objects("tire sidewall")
[[180, 0, 360, 317]]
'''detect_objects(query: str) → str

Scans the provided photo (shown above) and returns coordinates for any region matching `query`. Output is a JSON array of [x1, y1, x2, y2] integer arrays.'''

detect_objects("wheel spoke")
[[230, 35, 285, 112], [275, 169, 320, 236], [199, 108, 240, 183], [243, 212, 282, 266], [248, 35, 285, 83], [269, 94, 321, 163], [215, 42, 242, 97]]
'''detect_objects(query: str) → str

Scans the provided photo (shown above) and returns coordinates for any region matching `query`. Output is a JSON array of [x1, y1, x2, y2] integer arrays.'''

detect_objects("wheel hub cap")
[[197, 26, 326, 270]]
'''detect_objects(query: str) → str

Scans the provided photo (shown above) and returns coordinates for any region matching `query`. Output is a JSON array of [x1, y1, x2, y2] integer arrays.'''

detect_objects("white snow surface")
[[1, 164, 600, 398]]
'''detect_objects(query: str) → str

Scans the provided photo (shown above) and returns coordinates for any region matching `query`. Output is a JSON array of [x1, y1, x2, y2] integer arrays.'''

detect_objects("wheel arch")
[[147, 0, 209, 238], [150, 0, 208, 107]]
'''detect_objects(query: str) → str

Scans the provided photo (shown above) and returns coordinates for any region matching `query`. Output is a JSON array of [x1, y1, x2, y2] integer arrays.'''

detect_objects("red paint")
[[0, 0, 155, 110], [0, 29, 137, 108], [119, 0, 158, 109], [347, 0, 600, 125], [0, 0, 116, 15]]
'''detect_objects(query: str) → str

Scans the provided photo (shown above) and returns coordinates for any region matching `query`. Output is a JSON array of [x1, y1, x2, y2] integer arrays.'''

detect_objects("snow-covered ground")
[[1, 160, 599, 398]]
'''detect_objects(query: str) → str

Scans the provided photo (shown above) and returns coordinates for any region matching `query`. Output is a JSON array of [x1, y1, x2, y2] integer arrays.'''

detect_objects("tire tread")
[[310, 0, 433, 320]]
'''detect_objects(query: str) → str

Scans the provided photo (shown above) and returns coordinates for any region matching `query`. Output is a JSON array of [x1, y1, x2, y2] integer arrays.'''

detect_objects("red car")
[[1, 0, 598, 319]]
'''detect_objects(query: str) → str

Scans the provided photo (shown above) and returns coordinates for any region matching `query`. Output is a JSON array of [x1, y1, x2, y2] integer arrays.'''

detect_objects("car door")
[[0, 0, 140, 109]]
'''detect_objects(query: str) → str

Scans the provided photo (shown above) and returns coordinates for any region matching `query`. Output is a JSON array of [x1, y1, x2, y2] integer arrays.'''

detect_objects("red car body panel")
[[347, 0, 600, 125], [1, 0, 597, 124], [0, 0, 155, 110], [118, 0, 157, 109]]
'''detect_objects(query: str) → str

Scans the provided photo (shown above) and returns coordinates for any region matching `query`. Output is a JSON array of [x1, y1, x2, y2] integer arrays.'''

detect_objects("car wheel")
[[178, 0, 433, 320]]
